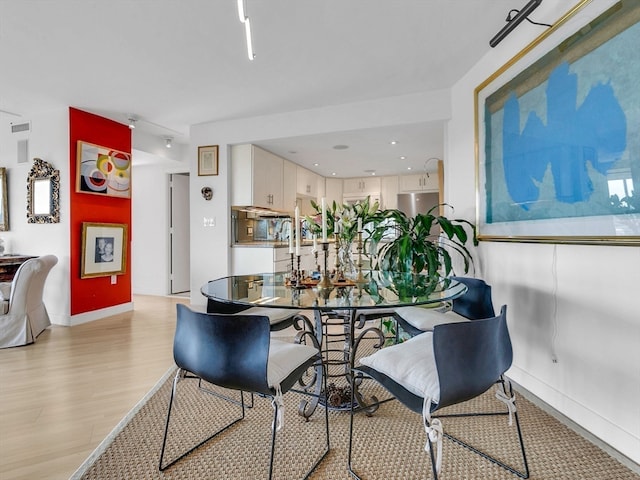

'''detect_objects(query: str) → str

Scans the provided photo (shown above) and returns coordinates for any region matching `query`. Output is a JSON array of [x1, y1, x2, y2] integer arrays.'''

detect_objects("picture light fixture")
[[490, 0, 543, 48]]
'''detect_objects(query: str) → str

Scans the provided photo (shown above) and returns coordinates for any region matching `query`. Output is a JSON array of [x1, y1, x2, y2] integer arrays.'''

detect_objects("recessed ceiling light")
[[333, 144, 349, 150], [407, 167, 412, 170], [400, 156, 406, 160], [390, 140, 398, 145], [313, 163, 319, 166], [331, 172, 337, 176]]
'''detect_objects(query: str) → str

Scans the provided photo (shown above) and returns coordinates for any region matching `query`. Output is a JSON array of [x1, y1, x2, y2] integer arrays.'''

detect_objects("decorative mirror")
[[27, 158, 60, 224], [0, 167, 8, 231]]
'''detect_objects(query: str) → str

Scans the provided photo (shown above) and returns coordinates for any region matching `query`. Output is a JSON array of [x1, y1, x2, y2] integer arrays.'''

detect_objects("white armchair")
[[0, 255, 58, 348]]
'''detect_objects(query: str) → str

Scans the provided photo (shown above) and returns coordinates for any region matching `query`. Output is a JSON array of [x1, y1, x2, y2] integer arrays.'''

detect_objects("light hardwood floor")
[[0, 295, 189, 480]]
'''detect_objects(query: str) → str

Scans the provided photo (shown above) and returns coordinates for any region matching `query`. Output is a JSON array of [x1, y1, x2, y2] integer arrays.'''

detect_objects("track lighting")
[[165, 137, 172, 149], [237, 0, 255, 60], [127, 117, 137, 129]]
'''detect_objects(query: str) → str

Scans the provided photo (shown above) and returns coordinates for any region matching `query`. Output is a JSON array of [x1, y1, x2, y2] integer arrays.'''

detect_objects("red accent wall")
[[69, 107, 132, 315]]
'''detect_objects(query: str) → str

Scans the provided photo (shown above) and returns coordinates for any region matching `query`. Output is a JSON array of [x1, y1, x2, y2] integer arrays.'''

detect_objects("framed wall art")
[[81, 222, 128, 278], [198, 145, 219, 176], [475, 0, 640, 245], [77, 141, 132, 198], [0, 167, 8, 231]]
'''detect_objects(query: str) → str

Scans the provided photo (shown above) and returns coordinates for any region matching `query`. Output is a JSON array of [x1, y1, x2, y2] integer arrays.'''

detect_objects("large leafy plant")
[[369, 204, 477, 277]]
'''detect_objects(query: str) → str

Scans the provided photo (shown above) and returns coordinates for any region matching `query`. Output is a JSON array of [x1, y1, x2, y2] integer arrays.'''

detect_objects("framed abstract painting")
[[76, 141, 132, 198], [475, 0, 640, 245]]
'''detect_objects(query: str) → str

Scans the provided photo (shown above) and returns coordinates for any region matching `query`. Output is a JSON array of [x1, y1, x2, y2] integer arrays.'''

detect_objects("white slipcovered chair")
[[0, 255, 58, 348]]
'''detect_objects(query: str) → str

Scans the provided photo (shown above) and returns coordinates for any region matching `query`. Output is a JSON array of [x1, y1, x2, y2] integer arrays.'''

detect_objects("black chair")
[[207, 297, 306, 332], [159, 304, 330, 478], [348, 305, 529, 479], [393, 276, 495, 337]]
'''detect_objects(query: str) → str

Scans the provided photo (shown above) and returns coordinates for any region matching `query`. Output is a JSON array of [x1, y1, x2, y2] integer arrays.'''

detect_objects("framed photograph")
[[81, 222, 128, 278], [475, 0, 640, 245], [198, 145, 219, 176], [76, 141, 132, 198], [0, 167, 8, 231]]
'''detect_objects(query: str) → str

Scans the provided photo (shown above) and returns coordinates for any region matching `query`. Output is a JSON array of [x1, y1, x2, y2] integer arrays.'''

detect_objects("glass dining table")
[[201, 270, 467, 417]]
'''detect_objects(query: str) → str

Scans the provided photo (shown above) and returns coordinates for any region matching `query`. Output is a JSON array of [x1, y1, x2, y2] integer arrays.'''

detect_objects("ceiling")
[[0, 1, 559, 177]]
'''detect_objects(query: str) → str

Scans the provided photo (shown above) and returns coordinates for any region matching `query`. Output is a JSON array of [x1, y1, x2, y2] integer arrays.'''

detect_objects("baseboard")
[[507, 371, 640, 475], [68, 302, 134, 326]]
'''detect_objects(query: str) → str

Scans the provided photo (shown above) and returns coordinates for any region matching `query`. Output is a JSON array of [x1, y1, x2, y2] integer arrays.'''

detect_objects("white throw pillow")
[[241, 307, 299, 325], [395, 306, 468, 331], [267, 339, 318, 388], [359, 332, 440, 402]]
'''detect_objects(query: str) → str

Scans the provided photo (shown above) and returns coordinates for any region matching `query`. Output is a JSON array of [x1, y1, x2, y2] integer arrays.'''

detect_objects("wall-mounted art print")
[[77, 141, 131, 198], [198, 145, 219, 176], [81, 222, 128, 278], [475, 0, 640, 245]]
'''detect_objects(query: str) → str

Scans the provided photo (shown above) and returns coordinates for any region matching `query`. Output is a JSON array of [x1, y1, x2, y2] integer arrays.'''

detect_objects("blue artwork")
[[503, 62, 626, 208], [484, 11, 639, 225]]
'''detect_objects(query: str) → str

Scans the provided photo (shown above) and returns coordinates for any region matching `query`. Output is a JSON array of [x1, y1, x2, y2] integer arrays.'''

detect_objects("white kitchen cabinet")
[[398, 173, 438, 192], [231, 144, 284, 209], [343, 177, 381, 195], [324, 178, 343, 208], [296, 166, 319, 199], [282, 160, 297, 213], [380, 175, 398, 209]]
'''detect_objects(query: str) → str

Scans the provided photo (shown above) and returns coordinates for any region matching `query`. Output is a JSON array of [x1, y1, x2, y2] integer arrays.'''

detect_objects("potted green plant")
[[369, 204, 477, 277]]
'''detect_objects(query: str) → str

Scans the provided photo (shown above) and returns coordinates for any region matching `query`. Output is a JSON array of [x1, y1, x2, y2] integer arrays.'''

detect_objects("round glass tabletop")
[[201, 271, 467, 311]]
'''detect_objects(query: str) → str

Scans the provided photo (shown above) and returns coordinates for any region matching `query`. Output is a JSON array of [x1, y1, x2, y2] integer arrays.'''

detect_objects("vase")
[[336, 238, 357, 280]]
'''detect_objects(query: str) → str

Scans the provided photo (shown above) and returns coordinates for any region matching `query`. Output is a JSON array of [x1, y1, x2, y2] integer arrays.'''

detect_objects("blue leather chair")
[[159, 304, 330, 478], [349, 305, 529, 479], [393, 276, 495, 337]]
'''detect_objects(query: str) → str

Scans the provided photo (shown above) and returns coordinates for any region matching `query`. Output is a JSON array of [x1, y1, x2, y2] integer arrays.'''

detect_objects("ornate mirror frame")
[[0, 167, 8, 231], [27, 158, 60, 224]]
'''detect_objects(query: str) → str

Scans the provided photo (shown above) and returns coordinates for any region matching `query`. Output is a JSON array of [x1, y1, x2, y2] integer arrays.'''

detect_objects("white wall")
[[447, 0, 639, 462], [0, 109, 71, 325], [188, 89, 452, 308], [130, 137, 189, 296]]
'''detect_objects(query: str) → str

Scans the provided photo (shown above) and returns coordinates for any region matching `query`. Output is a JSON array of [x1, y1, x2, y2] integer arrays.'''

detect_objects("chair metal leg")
[[158, 369, 246, 472], [436, 378, 530, 479]]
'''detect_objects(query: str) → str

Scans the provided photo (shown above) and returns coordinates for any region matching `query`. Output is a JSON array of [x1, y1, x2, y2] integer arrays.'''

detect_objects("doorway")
[[170, 173, 190, 294]]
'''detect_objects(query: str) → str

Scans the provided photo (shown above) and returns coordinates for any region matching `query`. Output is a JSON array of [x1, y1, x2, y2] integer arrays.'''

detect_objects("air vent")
[[11, 122, 31, 133]]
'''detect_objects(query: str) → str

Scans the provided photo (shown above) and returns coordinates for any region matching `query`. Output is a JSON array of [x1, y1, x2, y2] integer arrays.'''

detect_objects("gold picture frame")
[[198, 145, 219, 176], [81, 222, 128, 278], [475, 0, 640, 245]]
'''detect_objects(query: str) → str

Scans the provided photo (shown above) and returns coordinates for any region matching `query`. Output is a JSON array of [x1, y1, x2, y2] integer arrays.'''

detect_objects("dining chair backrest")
[[450, 276, 495, 320], [433, 305, 511, 410], [174, 303, 272, 395]]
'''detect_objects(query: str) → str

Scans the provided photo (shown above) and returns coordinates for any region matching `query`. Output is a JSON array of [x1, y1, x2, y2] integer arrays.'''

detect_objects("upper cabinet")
[[231, 144, 285, 210], [296, 166, 319, 199], [380, 176, 398, 210], [398, 173, 438, 192], [324, 177, 343, 208], [282, 160, 297, 212], [343, 177, 381, 196]]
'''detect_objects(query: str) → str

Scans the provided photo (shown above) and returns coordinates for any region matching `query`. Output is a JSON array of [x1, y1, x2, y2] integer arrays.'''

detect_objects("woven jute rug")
[[72, 338, 639, 480]]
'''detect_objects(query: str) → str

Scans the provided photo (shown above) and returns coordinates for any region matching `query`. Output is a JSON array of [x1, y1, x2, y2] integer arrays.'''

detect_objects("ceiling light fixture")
[[237, 0, 255, 60], [390, 140, 398, 145], [490, 0, 544, 47], [399, 156, 406, 160], [127, 116, 137, 129], [165, 137, 173, 149], [237, 0, 246, 23]]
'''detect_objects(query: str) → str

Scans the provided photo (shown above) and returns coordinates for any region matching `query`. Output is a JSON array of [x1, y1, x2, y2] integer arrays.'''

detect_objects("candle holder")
[[334, 233, 343, 281], [317, 241, 333, 290], [354, 231, 366, 286], [289, 252, 297, 287]]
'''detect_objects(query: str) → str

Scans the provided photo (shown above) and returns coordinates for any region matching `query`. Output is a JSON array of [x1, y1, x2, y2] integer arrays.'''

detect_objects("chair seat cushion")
[[394, 306, 468, 331], [267, 339, 318, 388], [241, 307, 298, 325], [359, 332, 440, 402]]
